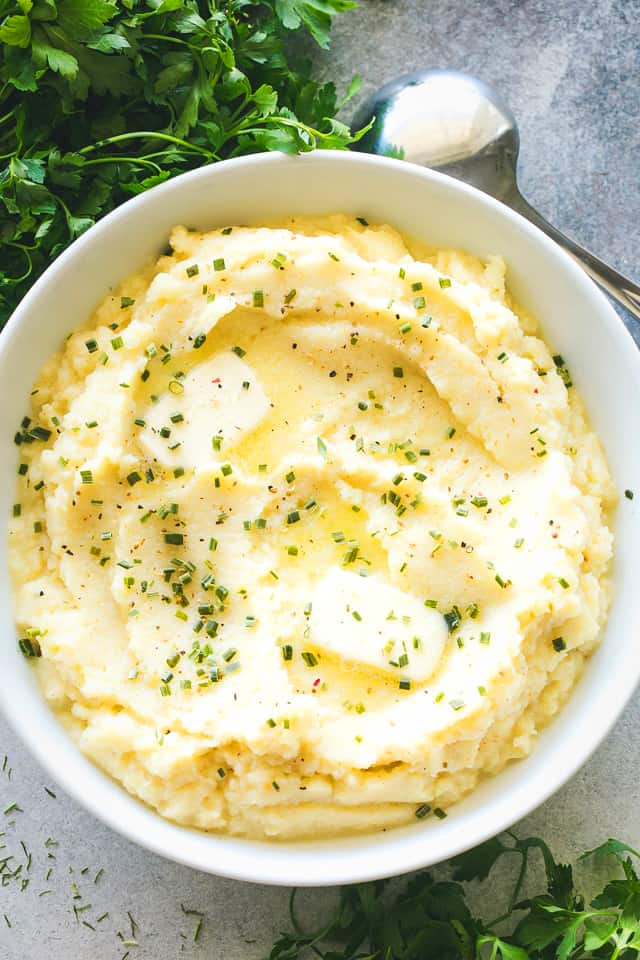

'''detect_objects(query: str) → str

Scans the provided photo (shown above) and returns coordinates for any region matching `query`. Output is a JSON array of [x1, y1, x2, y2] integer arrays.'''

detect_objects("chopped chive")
[[80, 469, 93, 484], [413, 296, 426, 310], [552, 637, 566, 651], [18, 638, 42, 658], [164, 533, 184, 545], [127, 471, 142, 486], [415, 803, 431, 819], [213, 257, 225, 271], [253, 289, 264, 307], [287, 510, 300, 525], [85, 338, 98, 353], [186, 263, 199, 278], [284, 289, 297, 305], [231, 345, 246, 358], [29, 427, 51, 442], [625, 489, 634, 500], [111, 336, 124, 350], [342, 545, 358, 565], [282, 644, 293, 661], [392, 366, 404, 378], [193, 333, 206, 349], [301, 651, 318, 667], [553, 354, 573, 388], [438, 277, 451, 289], [444, 606, 461, 633]]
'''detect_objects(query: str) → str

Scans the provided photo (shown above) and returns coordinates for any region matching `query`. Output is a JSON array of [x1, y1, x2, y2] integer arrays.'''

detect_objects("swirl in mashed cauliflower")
[[9, 215, 614, 839]]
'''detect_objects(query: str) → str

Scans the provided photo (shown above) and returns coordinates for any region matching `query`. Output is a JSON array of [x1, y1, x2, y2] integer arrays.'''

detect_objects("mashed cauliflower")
[[8, 215, 614, 839]]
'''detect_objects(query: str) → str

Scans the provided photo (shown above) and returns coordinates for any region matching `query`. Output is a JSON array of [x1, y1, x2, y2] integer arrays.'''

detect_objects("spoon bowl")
[[353, 69, 520, 200], [353, 68, 640, 319]]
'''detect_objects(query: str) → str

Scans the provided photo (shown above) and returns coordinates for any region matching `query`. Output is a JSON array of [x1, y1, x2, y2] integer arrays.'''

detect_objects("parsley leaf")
[[274, 0, 356, 48], [0, 0, 367, 326], [267, 832, 640, 959]]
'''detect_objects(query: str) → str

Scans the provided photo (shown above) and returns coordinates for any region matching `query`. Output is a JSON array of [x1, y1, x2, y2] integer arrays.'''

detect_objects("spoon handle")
[[512, 193, 640, 322]]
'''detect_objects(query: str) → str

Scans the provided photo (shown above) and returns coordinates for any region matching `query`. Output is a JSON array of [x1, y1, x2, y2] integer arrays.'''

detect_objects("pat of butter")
[[309, 568, 447, 683], [139, 351, 269, 469]]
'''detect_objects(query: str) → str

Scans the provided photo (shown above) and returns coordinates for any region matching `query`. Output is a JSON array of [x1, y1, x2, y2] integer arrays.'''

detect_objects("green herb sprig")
[[0, 0, 365, 325], [266, 833, 640, 959]]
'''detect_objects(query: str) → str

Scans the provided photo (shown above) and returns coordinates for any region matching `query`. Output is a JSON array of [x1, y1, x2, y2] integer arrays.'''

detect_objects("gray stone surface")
[[1, 1, 639, 955]]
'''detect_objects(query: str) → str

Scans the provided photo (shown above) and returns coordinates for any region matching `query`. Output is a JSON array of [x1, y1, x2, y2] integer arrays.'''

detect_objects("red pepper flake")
[[212, 377, 221, 383], [312, 678, 321, 687]]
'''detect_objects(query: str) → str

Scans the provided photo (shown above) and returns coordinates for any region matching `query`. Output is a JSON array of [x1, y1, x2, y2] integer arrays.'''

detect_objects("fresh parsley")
[[0, 0, 366, 325], [266, 833, 640, 959]]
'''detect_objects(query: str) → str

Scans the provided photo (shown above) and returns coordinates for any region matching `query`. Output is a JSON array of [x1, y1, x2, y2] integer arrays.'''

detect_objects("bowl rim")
[[2, 149, 639, 887]]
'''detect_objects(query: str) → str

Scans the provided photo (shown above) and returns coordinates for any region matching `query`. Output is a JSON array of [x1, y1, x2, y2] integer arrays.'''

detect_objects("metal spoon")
[[353, 69, 640, 321]]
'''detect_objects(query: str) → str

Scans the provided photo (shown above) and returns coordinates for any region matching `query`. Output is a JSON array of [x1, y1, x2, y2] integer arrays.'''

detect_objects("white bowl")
[[1, 152, 639, 886]]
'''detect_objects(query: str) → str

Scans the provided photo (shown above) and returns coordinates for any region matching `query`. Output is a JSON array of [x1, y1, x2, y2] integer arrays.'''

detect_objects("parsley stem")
[[4, 243, 32, 283], [79, 156, 164, 175], [78, 132, 214, 159]]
